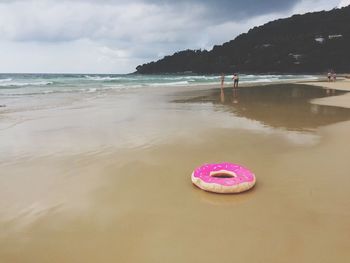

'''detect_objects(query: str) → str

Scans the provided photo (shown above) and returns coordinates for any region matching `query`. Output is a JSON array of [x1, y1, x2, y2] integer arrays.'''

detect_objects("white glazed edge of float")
[[191, 172, 256, 194]]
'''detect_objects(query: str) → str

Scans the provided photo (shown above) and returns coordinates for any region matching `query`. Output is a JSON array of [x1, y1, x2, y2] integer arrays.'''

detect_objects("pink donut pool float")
[[191, 162, 256, 194]]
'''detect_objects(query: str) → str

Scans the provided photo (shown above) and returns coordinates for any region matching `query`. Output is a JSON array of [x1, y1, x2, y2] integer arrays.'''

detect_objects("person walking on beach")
[[233, 73, 239, 88], [220, 73, 225, 88]]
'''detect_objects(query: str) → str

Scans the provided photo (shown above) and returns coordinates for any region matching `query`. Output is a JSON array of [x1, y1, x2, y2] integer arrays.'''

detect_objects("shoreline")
[[163, 76, 350, 111], [297, 78, 350, 108], [185, 76, 350, 110]]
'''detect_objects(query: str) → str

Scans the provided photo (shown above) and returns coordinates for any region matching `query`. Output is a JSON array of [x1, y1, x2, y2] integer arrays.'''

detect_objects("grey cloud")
[[65, 0, 302, 21], [0, 0, 344, 73], [145, 0, 300, 20]]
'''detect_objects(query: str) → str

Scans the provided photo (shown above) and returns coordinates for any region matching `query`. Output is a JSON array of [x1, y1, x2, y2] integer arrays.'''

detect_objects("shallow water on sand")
[[0, 84, 350, 263]]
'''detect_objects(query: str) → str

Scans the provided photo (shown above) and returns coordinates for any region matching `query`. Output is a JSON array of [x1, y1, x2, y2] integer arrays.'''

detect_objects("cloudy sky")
[[0, 0, 349, 73]]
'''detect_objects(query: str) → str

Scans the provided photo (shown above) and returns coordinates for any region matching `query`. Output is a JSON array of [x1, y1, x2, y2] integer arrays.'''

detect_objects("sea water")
[[0, 73, 317, 96]]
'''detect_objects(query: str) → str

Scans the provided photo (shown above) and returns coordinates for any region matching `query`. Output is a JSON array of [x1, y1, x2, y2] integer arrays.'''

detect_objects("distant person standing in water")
[[333, 72, 337, 82], [327, 72, 332, 82], [220, 73, 225, 88], [233, 73, 239, 88]]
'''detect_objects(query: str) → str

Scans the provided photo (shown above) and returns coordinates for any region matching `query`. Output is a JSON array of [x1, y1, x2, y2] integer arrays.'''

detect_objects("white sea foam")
[[0, 81, 53, 87], [85, 75, 122, 81], [160, 75, 219, 81], [243, 78, 274, 83], [0, 78, 12, 82], [87, 88, 97, 93], [149, 81, 189, 86]]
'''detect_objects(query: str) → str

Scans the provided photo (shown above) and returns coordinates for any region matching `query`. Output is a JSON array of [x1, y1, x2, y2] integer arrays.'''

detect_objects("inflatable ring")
[[191, 162, 256, 194]]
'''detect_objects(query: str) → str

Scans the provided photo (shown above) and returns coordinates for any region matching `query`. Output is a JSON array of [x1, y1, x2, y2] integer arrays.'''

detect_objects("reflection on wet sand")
[[221, 87, 240, 105], [220, 88, 225, 103], [177, 84, 350, 131], [232, 87, 239, 104], [326, 88, 336, 95]]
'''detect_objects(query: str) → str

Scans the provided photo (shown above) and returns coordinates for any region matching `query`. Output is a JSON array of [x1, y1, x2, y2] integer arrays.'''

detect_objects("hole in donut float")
[[209, 170, 237, 178], [211, 173, 234, 178]]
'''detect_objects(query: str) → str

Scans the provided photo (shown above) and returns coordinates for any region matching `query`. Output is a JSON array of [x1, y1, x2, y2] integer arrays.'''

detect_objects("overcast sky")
[[0, 0, 349, 73]]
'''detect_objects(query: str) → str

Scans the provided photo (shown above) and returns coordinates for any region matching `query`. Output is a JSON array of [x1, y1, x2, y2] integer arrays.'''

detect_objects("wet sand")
[[299, 78, 350, 108], [1, 83, 350, 262]]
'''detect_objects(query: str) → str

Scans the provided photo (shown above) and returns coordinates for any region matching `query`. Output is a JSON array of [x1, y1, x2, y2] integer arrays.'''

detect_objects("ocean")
[[0, 73, 318, 96]]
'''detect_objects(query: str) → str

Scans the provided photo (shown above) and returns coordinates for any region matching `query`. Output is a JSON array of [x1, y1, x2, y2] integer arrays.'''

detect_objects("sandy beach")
[[1, 79, 350, 262], [1, 0, 350, 261], [299, 78, 350, 108]]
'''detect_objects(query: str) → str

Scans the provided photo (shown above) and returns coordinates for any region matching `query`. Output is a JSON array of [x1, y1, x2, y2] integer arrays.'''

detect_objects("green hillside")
[[136, 6, 350, 74]]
